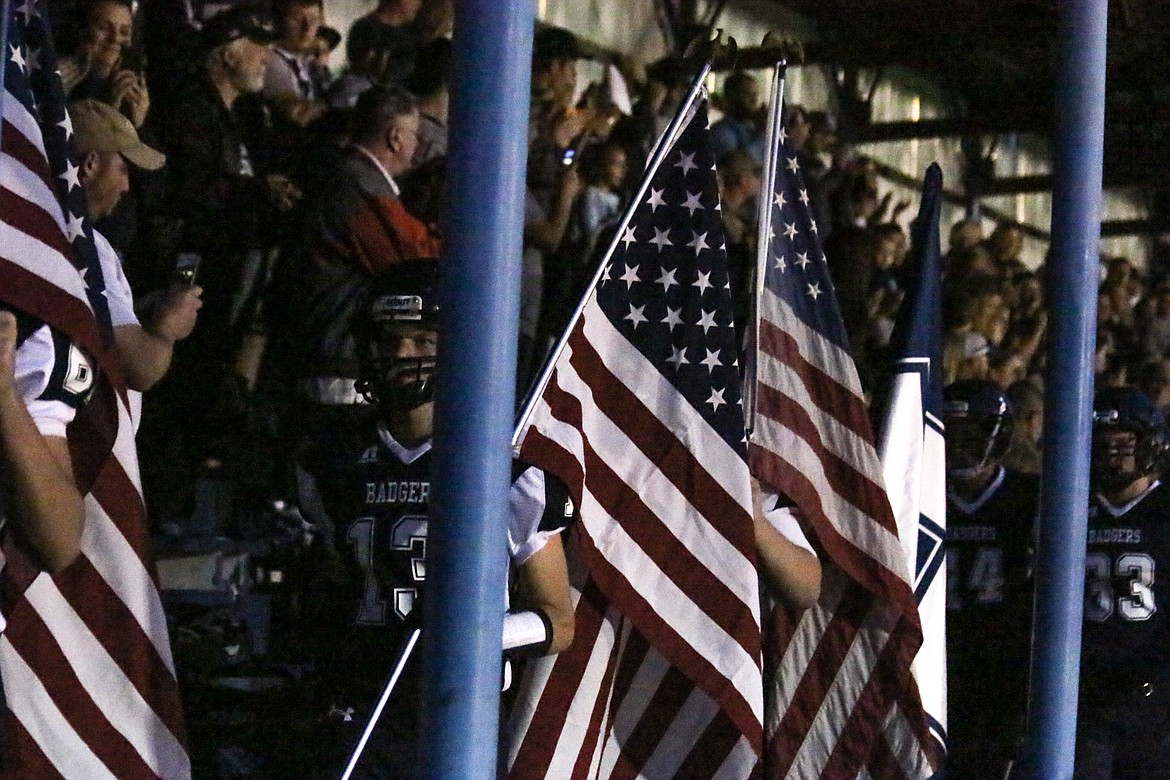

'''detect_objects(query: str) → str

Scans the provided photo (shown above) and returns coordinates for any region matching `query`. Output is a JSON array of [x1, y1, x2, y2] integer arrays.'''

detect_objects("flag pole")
[[1025, 0, 1107, 776], [511, 48, 723, 447], [743, 46, 788, 439]]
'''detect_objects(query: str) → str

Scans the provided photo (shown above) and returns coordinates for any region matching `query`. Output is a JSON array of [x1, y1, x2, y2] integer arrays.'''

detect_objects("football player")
[[1076, 387, 1170, 779], [943, 379, 1038, 780], [298, 259, 575, 778]]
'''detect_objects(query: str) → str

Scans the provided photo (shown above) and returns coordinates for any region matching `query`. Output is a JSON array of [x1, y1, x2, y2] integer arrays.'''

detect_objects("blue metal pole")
[[418, 1, 534, 778], [1025, 1, 1107, 777]]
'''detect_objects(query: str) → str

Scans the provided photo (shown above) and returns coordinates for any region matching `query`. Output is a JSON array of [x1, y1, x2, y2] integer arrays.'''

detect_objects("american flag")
[[874, 163, 948, 755], [0, 0, 190, 776], [506, 94, 764, 778], [747, 111, 938, 778]]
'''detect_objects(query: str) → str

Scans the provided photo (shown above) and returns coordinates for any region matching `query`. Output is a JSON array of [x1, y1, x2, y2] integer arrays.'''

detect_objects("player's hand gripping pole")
[[339, 627, 422, 780]]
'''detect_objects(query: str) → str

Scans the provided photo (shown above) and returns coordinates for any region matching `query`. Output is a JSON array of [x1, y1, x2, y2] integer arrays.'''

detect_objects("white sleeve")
[[760, 489, 817, 557], [94, 231, 138, 328], [15, 325, 93, 438], [262, 52, 303, 100], [508, 465, 570, 566]]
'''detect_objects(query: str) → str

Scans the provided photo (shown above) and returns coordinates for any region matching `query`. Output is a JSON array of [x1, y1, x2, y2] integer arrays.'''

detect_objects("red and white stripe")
[[749, 287, 936, 779], [0, 84, 190, 778], [1, 90, 101, 351], [508, 297, 763, 778]]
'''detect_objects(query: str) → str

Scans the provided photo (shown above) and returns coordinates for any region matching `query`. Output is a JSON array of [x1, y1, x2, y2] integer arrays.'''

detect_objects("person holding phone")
[[61, 0, 152, 129], [69, 100, 202, 396]]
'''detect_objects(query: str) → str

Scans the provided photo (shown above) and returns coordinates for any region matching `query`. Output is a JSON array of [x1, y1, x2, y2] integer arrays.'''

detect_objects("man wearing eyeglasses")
[[271, 83, 441, 506]]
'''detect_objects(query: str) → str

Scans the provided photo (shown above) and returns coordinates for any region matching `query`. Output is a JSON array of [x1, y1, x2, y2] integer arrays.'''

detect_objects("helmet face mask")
[[357, 321, 438, 413], [944, 380, 1014, 479], [1090, 388, 1166, 493], [352, 260, 441, 416], [1090, 428, 1143, 493], [946, 415, 1010, 477]]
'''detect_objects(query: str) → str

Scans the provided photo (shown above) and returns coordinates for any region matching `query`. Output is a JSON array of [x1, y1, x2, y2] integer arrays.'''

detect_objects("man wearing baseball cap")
[[70, 98, 202, 395]]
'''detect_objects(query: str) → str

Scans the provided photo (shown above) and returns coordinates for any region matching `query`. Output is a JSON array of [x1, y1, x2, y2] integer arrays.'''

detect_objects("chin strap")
[[502, 608, 553, 659]]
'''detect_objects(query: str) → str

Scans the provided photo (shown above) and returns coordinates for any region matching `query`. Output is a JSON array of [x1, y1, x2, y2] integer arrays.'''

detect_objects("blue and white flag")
[[874, 163, 948, 754]]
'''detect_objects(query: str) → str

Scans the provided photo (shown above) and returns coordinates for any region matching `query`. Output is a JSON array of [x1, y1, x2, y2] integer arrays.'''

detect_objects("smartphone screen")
[[173, 253, 200, 287]]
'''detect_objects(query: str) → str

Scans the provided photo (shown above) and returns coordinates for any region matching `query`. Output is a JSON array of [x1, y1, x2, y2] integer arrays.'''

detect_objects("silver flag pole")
[[512, 58, 717, 447], [744, 56, 788, 440]]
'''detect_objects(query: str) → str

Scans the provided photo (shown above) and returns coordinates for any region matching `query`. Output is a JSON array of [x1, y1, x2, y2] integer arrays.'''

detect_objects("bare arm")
[[115, 286, 202, 391], [752, 480, 822, 611], [514, 533, 575, 654], [0, 312, 84, 572], [525, 168, 583, 255]]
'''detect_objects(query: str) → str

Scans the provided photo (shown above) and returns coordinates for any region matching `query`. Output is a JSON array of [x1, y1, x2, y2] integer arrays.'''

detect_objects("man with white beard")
[[146, 5, 303, 519]]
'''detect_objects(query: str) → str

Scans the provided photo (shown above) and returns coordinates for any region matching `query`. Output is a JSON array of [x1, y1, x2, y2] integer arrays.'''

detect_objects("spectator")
[[949, 217, 985, 253], [799, 109, 838, 236], [61, 0, 151, 128], [345, 0, 425, 87], [59, 0, 159, 260], [838, 168, 883, 229], [989, 351, 1027, 391], [985, 220, 1028, 279], [145, 4, 299, 515], [152, 4, 298, 354], [716, 149, 762, 341], [970, 288, 1011, 351], [866, 223, 908, 351], [945, 244, 1000, 288], [823, 226, 877, 372], [609, 54, 689, 188], [1101, 256, 1141, 335], [70, 99, 202, 395], [528, 25, 587, 211], [521, 159, 583, 389], [405, 36, 452, 168], [541, 141, 628, 346], [1135, 358, 1170, 416], [1003, 378, 1043, 475], [1138, 283, 1170, 359], [710, 69, 764, 165], [263, 0, 329, 129], [272, 84, 439, 469], [943, 330, 991, 386], [569, 140, 628, 262], [717, 149, 762, 250], [309, 25, 343, 95], [1097, 284, 1139, 377], [1003, 270, 1047, 370]]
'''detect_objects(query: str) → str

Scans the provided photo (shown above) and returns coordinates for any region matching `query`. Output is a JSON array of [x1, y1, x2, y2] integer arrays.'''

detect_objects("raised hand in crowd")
[[265, 173, 304, 212], [142, 285, 204, 344], [111, 68, 151, 128]]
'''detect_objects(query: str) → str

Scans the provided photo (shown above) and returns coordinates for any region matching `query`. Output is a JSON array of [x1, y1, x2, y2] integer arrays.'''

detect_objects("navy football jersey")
[[946, 468, 1038, 693], [1081, 480, 1170, 686], [301, 425, 572, 719]]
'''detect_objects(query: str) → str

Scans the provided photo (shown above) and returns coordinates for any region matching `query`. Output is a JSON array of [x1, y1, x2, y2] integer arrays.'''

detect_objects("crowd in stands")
[[51, 0, 1170, 571], [31, 0, 1170, 773]]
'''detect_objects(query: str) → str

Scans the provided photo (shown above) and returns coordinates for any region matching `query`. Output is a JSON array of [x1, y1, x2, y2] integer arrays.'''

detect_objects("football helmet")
[[944, 379, 1014, 478], [1091, 386, 1167, 492], [354, 259, 441, 413]]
